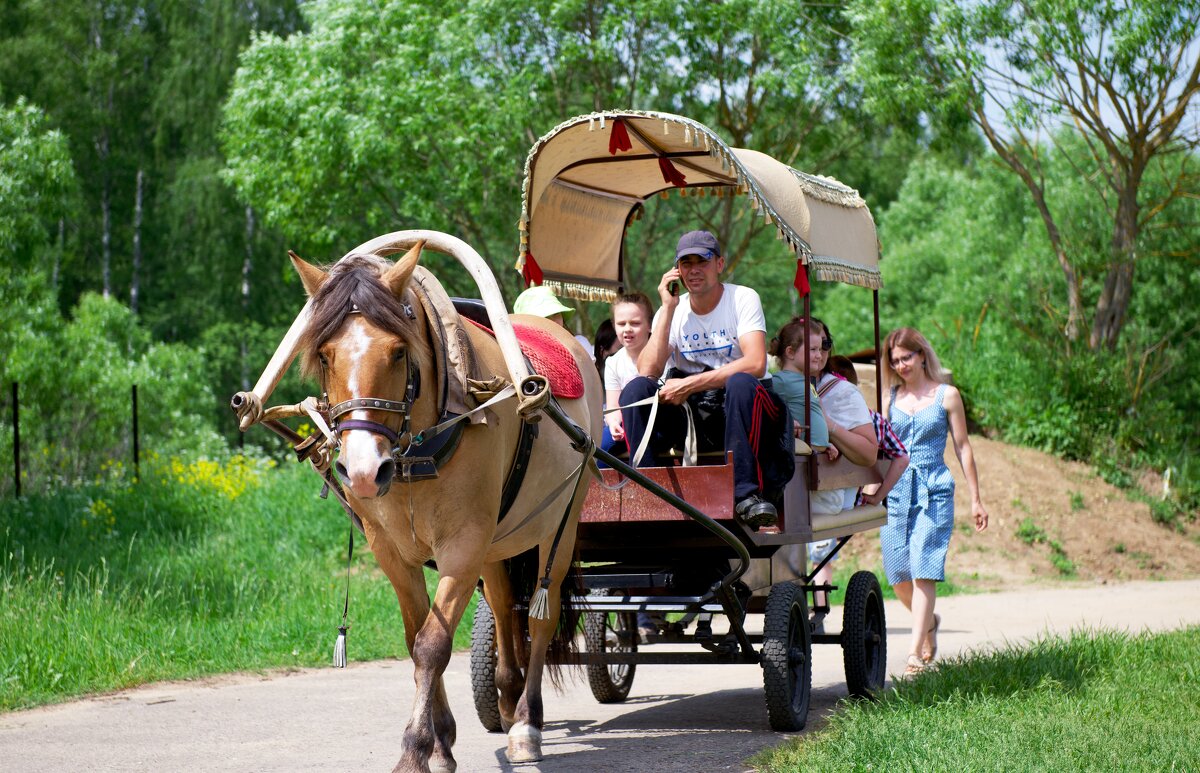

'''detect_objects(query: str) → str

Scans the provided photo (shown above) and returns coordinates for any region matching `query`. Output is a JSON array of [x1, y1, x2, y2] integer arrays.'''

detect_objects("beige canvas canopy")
[[516, 110, 882, 301]]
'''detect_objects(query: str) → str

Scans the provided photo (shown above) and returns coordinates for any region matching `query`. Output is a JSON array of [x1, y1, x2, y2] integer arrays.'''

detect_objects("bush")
[[1, 292, 221, 495]]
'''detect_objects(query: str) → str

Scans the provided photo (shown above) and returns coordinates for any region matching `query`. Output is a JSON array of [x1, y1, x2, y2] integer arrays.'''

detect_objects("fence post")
[[11, 382, 18, 498], [132, 384, 140, 482]]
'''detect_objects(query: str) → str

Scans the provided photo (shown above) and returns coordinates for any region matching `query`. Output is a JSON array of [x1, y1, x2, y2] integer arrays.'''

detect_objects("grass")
[[753, 626, 1200, 771], [1015, 516, 1076, 577], [1, 454, 469, 712]]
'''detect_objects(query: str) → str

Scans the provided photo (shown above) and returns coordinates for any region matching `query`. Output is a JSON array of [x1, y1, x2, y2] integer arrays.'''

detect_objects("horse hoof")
[[505, 722, 543, 764], [429, 758, 456, 773]]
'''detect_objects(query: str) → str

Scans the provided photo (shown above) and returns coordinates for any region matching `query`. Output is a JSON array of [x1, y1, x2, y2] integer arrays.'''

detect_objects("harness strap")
[[413, 385, 516, 443], [339, 418, 399, 445], [496, 417, 538, 526], [490, 461, 582, 544], [394, 415, 466, 481]]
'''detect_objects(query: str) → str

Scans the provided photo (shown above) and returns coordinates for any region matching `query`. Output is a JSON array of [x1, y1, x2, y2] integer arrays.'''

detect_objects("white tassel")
[[333, 626, 347, 668], [528, 579, 551, 620]]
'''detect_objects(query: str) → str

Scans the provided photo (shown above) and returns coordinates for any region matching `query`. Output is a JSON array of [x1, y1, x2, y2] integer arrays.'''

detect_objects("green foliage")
[[0, 0, 305, 337], [221, 0, 922, 315], [0, 98, 76, 268], [848, 0, 1200, 349], [854, 149, 1199, 522], [0, 292, 220, 495], [1014, 518, 1074, 575], [753, 628, 1200, 771], [0, 458, 460, 710], [1015, 517, 1047, 547]]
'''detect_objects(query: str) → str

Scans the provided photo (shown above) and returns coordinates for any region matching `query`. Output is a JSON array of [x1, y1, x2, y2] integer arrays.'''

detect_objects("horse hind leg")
[[505, 540, 578, 764], [481, 563, 525, 732]]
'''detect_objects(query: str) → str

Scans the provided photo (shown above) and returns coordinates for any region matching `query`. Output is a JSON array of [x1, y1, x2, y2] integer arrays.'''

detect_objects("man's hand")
[[658, 377, 691, 405], [656, 267, 682, 308]]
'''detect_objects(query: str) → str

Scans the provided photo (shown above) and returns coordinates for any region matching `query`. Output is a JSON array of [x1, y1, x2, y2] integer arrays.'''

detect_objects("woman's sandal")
[[904, 654, 927, 676], [922, 613, 941, 664]]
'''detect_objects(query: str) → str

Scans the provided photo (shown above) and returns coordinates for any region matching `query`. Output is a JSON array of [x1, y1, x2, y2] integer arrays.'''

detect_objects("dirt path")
[[838, 436, 1200, 588], [4, 579, 1198, 773]]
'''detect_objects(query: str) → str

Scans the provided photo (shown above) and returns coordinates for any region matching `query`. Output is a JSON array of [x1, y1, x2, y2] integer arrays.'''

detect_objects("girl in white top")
[[603, 293, 656, 448]]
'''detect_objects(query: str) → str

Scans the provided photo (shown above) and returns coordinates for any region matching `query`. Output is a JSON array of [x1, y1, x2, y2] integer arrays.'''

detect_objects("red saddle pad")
[[466, 319, 584, 399]]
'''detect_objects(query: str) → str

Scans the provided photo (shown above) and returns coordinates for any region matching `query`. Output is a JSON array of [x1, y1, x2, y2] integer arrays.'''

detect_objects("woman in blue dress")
[[881, 327, 989, 674]]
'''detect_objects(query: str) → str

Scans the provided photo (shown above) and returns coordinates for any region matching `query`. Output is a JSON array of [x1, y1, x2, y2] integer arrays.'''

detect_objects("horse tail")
[[544, 555, 582, 689], [505, 548, 581, 690]]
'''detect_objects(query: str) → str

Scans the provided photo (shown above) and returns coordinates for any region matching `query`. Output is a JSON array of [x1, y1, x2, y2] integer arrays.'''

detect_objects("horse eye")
[[318, 352, 329, 368], [392, 348, 406, 363]]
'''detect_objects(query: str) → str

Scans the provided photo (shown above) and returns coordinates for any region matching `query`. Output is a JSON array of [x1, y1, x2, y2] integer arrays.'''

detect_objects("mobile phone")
[[668, 281, 679, 296]]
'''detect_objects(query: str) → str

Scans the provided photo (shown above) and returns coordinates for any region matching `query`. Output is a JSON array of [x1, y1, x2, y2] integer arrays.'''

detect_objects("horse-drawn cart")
[[232, 111, 892, 769], [470, 111, 892, 733]]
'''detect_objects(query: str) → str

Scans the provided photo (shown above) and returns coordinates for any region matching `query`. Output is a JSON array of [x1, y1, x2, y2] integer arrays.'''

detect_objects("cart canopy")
[[517, 110, 881, 301]]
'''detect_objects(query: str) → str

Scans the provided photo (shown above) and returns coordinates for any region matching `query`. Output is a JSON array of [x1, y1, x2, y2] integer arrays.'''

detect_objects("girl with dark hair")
[[593, 318, 618, 378]]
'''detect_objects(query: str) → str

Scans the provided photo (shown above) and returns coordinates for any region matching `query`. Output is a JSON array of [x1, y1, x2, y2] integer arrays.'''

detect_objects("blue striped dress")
[[881, 384, 956, 584]]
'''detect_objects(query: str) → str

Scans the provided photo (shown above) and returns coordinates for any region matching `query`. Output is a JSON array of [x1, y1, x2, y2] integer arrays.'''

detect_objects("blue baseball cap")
[[675, 230, 721, 262]]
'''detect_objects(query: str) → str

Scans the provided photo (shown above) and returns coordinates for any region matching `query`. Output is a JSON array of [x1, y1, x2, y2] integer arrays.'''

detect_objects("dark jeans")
[[619, 372, 794, 501]]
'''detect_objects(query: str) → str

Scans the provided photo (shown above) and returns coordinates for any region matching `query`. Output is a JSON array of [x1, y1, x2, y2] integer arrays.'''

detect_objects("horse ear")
[[289, 250, 328, 297], [381, 240, 424, 297]]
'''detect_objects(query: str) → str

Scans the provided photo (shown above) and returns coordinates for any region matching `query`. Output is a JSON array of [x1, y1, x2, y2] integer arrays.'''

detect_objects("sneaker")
[[735, 494, 778, 529]]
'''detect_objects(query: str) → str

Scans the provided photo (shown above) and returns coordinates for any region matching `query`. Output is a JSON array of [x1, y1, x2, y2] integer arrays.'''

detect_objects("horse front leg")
[[394, 561, 482, 773]]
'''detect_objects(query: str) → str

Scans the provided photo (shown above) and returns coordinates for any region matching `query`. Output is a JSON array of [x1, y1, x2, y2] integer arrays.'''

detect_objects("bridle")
[[326, 357, 421, 454], [320, 302, 423, 460]]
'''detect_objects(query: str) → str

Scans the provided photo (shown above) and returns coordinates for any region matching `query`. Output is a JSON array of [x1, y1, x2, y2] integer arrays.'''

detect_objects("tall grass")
[[1, 455, 467, 711], [754, 627, 1200, 771]]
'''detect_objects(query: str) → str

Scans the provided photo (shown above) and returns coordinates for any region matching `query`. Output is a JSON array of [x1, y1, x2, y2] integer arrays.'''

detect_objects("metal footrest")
[[573, 594, 723, 614]]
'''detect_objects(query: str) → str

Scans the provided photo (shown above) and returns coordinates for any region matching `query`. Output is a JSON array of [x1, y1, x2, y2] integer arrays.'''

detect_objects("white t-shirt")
[[817, 373, 874, 510], [604, 347, 640, 392], [655, 283, 768, 378]]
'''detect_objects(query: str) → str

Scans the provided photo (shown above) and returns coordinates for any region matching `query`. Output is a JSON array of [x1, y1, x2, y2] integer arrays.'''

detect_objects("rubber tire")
[[842, 570, 887, 699], [583, 608, 637, 703], [762, 580, 812, 731], [469, 596, 504, 732]]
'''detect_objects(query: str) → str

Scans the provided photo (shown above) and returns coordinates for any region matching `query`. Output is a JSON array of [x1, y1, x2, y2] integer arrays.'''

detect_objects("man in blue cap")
[[619, 229, 794, 528]]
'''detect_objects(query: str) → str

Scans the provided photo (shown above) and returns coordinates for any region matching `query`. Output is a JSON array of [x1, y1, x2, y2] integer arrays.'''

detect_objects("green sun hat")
[[513, 285, 574, 318]]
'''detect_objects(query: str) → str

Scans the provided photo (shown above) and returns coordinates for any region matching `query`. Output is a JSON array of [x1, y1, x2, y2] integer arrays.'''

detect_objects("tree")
[[849, 0, 1200, 350], [221, 0, 902, 314], [0, 98, 77, 272]]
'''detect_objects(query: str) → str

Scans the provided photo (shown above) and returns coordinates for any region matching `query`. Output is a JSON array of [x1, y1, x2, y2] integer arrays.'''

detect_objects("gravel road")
[[3, 579, 1197, 772]]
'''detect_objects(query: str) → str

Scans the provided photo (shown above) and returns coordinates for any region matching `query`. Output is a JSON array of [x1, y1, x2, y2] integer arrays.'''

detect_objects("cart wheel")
[[583, 604, 637, 703], [842, 570, 887, 699], [762, 580, 812, 731], [469, 595, 504, 732]]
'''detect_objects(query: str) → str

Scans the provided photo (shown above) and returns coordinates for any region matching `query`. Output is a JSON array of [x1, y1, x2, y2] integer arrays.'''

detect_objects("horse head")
[[292, 243, 433, 500]]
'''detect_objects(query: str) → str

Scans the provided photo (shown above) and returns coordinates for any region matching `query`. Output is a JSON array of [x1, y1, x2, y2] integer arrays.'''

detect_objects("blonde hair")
[[883, 327, 947, 388]]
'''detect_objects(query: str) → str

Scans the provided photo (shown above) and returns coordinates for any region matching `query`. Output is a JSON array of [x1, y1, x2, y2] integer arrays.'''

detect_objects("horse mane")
[[297, 253, 432, 381]]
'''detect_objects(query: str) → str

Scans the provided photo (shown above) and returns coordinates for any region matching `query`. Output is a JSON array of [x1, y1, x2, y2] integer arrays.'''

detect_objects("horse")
[[289, 241, 603, 772]]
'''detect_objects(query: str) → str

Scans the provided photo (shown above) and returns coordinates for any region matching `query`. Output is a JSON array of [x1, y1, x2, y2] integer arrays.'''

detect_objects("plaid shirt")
[[856, 411, 908, 507], [871, 411, 907, 460]]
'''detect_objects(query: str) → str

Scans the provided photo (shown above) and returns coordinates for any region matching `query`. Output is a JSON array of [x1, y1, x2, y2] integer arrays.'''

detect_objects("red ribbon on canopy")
[[609, 119, 632, 155], [794, 260, 810, 297], [658, 157, 687, 187], [522, 251, 544, 287]]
